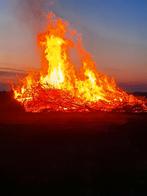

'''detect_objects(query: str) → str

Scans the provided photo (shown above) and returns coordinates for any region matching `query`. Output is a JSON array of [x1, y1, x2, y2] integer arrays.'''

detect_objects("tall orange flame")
[[13, 13, 147, 112]]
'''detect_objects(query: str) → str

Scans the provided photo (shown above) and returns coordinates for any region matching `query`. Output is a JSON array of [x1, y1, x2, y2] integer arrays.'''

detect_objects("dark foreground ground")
[[0, 92, 147, 195]]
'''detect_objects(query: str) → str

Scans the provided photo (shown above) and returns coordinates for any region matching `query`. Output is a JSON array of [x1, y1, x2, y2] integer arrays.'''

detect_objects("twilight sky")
[[0, 0, 147, 91]]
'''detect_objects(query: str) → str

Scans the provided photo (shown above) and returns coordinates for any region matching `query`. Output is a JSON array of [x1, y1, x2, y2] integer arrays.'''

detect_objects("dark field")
[[0, 92, 147, 195]]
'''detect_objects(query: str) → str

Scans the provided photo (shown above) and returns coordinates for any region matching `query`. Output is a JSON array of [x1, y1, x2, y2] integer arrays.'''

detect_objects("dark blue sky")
[[0, 0, 147, 91]]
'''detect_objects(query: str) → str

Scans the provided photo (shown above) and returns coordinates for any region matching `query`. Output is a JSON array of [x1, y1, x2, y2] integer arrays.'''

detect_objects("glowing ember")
[[13, 13, 147, 113]]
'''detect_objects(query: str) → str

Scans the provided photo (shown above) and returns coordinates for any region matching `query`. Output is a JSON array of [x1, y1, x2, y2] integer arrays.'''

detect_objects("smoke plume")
[[13, 0, 56, 31]]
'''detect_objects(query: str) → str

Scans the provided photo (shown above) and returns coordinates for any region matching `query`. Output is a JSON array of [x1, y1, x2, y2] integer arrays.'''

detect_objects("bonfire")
[[13, 13, 147, 113]]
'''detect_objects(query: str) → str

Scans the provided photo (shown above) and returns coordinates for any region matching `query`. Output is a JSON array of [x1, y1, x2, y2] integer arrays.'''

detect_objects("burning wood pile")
[[13, 13, 147, 113]]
